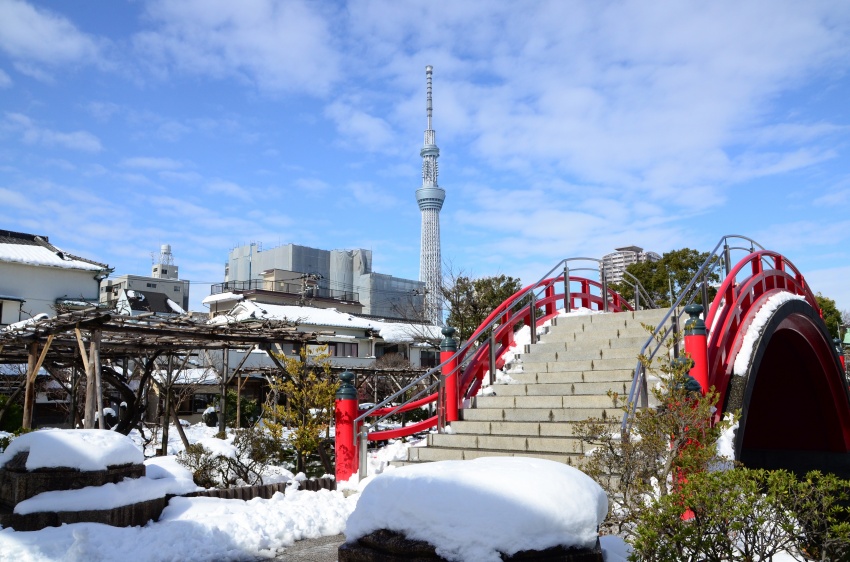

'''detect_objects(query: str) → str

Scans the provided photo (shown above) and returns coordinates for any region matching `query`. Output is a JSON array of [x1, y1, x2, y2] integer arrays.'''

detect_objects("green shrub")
[[629, 468, 850, 561]]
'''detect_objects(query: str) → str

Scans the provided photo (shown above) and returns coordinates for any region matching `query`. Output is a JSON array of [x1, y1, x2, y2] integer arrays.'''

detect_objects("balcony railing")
[[210, 280, 359, 302]]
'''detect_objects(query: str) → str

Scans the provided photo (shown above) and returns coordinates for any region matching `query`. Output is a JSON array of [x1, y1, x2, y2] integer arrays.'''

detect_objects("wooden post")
[[21, 335, 55, 429], [93, 330, 104, 429], [21, 342, 38, 429], [219, 347, 228, 433], [161, 355, 171, 455]]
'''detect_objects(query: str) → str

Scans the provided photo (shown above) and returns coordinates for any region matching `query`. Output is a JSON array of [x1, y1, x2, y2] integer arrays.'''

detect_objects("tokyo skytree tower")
[[416, 65, 445, 325]]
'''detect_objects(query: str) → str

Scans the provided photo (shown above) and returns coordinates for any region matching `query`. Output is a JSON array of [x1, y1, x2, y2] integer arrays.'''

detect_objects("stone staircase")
[[400, 308, 669, 466]]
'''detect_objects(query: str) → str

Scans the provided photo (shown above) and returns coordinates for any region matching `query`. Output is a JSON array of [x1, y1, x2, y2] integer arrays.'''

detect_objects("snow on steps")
[[393, 308, 669, 468]]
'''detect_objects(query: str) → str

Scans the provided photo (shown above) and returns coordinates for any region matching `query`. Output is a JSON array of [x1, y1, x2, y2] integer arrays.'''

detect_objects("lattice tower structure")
[[416, 65, 445, 325]]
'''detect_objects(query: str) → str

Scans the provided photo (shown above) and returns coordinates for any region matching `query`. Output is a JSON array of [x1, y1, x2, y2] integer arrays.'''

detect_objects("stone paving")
[[271, 534, 345, 561]]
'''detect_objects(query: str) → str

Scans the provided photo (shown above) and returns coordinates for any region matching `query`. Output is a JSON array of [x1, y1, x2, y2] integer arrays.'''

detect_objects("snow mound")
[[0, 429, 144, 471], [14, 476, 200, 515], [345, 457, 607, 562]]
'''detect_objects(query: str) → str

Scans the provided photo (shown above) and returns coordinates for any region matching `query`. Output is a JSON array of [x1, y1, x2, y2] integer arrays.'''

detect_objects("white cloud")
[[4, 112, 102, 152], [206, 179, 253, 202], [325, 99, 396, 152], [134, 0, 341, 95], [121, 156, 185, 170], [0, 68, 11, 87], [0, 0, 103, 68], [339, 1, 850, 201]]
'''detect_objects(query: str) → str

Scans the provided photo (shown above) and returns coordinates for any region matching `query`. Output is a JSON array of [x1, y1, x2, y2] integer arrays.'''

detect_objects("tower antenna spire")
[[416, 65, 445, 325]]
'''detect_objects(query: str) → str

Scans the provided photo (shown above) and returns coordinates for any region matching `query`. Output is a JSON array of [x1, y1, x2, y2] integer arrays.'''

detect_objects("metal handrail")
[[620, 235, 765, 435]]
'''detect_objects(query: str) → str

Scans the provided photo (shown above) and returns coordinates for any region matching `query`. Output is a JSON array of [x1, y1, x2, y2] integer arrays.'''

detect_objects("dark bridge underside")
[[727, 299, 850, 478]]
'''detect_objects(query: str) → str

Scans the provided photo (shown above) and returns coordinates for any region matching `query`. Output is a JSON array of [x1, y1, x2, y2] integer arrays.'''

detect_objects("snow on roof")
[[3, 313, 50, 332], [210, 300, 441, 343], [201, 291, 245, 305], [0, 243, 106, 271], [0, 429, 144, 471], [345, 457, 607, 561]]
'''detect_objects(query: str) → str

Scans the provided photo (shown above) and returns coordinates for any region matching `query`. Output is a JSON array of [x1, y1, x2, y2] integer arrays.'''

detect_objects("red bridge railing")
[[338, 257, 642, 481]]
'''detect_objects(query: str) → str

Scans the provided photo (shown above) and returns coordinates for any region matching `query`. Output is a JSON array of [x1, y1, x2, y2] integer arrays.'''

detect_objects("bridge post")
[[683, 304, 709, 394], [440, 327, 459, 423], [563, 265, 571, 313], [334, 370, 358, 483]]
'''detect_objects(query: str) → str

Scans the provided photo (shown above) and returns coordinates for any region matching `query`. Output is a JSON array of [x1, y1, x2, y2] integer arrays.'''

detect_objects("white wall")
[[0, 262, 100, 319]]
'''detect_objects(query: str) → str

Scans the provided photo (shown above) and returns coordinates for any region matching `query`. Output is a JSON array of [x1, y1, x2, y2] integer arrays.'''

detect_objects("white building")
[[204, 294, 441, 369], [601, 246, 662, 285], [220, 243, 424, 321], [0, 230, 111, 325], [100, 244, 190, 312]]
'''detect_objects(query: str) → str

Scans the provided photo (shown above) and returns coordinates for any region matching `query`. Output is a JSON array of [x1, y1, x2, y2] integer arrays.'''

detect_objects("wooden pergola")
[[0, 308, 328, 431]]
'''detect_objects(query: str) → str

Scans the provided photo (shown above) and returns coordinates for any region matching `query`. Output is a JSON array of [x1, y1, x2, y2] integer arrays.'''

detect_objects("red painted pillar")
[[334, 371, 359, 482], [441, 327, 459, 423], [683, 304, 709, 394], [545, 284, 555, 317], [581, 279, 591, 309]]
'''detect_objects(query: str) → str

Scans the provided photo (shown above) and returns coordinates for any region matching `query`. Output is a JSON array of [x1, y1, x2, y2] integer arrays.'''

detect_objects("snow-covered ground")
[[0, 426, 632, 561]]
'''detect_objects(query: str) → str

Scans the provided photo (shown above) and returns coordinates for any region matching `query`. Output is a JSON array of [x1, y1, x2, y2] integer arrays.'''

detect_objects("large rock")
[[339, 529, 604, 561]]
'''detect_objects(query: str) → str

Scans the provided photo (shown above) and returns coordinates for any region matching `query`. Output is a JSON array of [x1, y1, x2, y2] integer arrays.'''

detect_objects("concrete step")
[[506, 369, 635, 385], [427, 433, 587, 455], [402, 446, 588, 467], [449, 419, 619, 438], [518, 356, 639, 373], [548, 309, 667, 329], [528, 336, 652, 355], [462, 407, 622, 423], [472, 394, 623, 410], [521, 345, 651, 362], [492, 380, 633, 397]]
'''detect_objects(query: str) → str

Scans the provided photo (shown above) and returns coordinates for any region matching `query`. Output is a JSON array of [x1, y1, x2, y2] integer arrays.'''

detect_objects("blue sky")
[[1, 0, 849, 312]]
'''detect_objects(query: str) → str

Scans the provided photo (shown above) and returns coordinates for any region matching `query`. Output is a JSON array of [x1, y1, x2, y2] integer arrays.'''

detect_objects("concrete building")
[[601, 246, 661, 285], [100, 244, 190, 312], [218, 243, 425, 321], [0, 230, 111, 325]]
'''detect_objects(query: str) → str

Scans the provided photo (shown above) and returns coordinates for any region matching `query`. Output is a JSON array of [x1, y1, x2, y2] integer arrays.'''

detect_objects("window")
[[153, 267, 158, 273], [329, 342, 358, 357], [174, 286, 181, 292], [146, 283, 157, 288], [162, 269, 168, 275]]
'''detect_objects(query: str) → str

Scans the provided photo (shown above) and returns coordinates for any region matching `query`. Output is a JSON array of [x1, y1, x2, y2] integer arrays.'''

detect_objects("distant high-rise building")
[[602, 246, 661, 285], [100, 243, 189, 312], [416, 65, 445, 325]]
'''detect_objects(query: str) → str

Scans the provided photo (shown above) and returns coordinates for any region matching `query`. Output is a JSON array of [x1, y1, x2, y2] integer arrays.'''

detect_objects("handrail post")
[[672, 313, 680, 358], [724, 241, 732, 276], [601, 268, 609, 313], [334, 370, 358, 483], [700, 278, 709, 319], [563, 264, 571, 313], [489, 330, 497, 386], [529, 292, 537, 345], [358, 425, 369, 480], [440, 327, 459, 423], [634, 283, 640, 310]]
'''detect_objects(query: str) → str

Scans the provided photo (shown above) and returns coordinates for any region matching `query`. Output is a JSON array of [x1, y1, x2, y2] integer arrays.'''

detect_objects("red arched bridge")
[[335, 235, 850, 481]]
